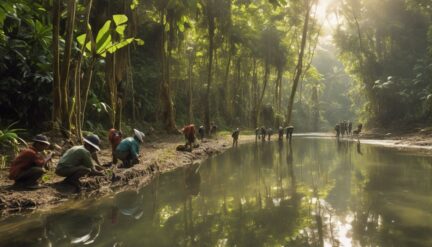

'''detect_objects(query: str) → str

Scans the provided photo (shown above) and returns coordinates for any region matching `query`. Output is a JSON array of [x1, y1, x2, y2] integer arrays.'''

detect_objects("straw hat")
[[133, 129, 145, 143]]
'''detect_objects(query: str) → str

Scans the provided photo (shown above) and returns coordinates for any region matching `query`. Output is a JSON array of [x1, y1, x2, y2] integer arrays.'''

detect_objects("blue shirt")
[[116, 137, 140, 159]]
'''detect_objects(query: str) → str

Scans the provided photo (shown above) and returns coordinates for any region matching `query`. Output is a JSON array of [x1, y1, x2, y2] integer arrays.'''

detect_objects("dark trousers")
[[15, 167, 45, 185], [56, 166, 91, 181], [116, 150, 139, 167]]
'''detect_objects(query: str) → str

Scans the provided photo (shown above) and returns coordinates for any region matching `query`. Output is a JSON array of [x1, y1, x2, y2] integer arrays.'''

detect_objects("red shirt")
[[108, 128, 122, 147], [183, 125, 195, 138], [9, 146, 45, 180]]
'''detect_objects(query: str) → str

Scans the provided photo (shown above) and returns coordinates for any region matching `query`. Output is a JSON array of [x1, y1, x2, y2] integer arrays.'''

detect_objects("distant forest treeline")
[[0, 0, 431, 137]]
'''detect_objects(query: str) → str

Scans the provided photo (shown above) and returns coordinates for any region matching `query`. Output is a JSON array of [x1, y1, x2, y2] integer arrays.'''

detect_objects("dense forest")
[[0, 0, 431, 139]]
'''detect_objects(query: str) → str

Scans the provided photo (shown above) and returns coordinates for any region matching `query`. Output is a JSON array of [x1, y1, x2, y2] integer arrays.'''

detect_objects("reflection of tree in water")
[[0, 223, 51, 247], [183, 163, 202, 244], [5, 139, 432, 246]]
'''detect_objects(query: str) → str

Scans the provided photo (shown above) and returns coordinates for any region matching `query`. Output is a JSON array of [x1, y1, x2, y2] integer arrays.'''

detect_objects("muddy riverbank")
[[0, 135, 233, 218]]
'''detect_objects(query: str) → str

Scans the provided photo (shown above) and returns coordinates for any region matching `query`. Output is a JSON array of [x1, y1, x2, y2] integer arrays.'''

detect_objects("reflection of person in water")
[[45, 211, 103, 245], [356, 140, 363, 155], [112, 190, 144, 223], [185, 163, 201, 196]]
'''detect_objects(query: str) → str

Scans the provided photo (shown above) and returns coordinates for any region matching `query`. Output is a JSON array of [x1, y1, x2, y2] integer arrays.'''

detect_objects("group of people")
[[8, 128, 146, 190], [181, 123, 218, 150], [334, 121, 363, 138], [255, 126, 294, 142]]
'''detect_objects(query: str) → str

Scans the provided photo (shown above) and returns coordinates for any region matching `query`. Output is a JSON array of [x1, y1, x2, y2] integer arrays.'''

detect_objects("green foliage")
[[0, 0, 53, 128], [334, 0, 432, 126], [77, 15, 144, 58], [0, 122, 26, 154]]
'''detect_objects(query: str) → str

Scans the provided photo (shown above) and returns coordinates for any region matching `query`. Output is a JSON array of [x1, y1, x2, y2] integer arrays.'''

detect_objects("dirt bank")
[[0, 135, 233, 218]]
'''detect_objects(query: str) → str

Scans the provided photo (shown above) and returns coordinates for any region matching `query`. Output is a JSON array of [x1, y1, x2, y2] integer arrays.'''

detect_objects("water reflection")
[[1, 138, 432, 246]]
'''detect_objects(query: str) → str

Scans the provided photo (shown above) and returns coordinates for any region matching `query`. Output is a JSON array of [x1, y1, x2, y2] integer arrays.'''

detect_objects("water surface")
[[1, 138, 432, 247]]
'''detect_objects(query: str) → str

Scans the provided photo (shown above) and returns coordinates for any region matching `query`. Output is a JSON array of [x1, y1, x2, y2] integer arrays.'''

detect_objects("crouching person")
[[108, 128, 122, 165], [56, 134, 104, 189], [115, 129, 145, 168], [182, 124, 196, 150], [9, 134, 52, 189]]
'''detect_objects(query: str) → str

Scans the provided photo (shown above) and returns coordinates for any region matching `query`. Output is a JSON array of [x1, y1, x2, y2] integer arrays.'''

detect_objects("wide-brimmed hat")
[[32, 134, 50, 145], [84, 134, 101, 151], [133, 129, 145, 143]]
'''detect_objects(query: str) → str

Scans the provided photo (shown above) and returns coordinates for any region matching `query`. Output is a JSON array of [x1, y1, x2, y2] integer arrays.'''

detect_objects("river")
[[1, 137, 432, 247]]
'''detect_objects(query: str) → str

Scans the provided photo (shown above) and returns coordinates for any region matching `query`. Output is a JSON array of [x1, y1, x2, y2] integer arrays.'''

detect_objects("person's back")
[[182, 124, 196, 148], [260, 127, 266, 140], [278, 127, 284, 140], [116, 137, 139, 154], [198, 126, 205, 140], [232, 128, 240, 147], [57, 146, 92, 170], [335, 124, 340, 137], [267, 128, 273, 141]]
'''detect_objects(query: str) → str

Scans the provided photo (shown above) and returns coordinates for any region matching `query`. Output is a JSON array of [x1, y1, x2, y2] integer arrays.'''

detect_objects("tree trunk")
[[204, 15, 215, 134], [312, 83, 319, 131], [52, 0, 61, 129], [80, 58, 96, 130], [286, 1, 312, 125], [187, 55, 194, 124], [159, 10, 177, 132], [277, 67, 283, 113], [251, 58, 258, 127], [75, 0, 93, 140], [60, 0, 77, 134], [223, 45, 232, 121], [254, 60, 270, 127]]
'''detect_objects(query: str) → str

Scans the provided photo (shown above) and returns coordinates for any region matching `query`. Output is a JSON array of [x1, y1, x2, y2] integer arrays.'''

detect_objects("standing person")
[[260, 126, 267, 141], [108, 128, 122, 165], [115, 129, 145, 168], [210, 122, 217, 136], [335, 124, 340, 138], [267, 128, 273, 141], [232, 128, 240, 147], [198, 125, 205, 140], [255, 128, 260, 141], [278, 126, 284, 141], [348, 121, 352, 135], [182, 124, 196, 150], [353, 123, 363, 138], [9, 134, 52, 189], [340, 121, 345, 137], [56, 134, 104, 189], [286, 126, 294, 142]]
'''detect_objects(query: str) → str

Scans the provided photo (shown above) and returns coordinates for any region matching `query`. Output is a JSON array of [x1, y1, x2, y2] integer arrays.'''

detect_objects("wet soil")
[[0, 135, 233, 218]]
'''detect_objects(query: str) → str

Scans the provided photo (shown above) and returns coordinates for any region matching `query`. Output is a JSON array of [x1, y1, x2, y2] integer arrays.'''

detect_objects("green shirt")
[[57, 145, 94, 170], [116, 137, 140, 159]]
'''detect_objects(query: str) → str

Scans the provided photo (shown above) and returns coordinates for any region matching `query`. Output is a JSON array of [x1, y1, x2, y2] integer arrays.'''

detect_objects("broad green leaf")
[[113, 14, 128, 26], [115, 24, 126, 37], [96, 20, 112, 55], [77, 33, 86, 46], [106, 38, 134, 54]]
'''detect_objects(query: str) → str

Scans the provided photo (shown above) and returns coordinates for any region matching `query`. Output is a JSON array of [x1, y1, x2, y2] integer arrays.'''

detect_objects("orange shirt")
[[9, 146, 45, 180]]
